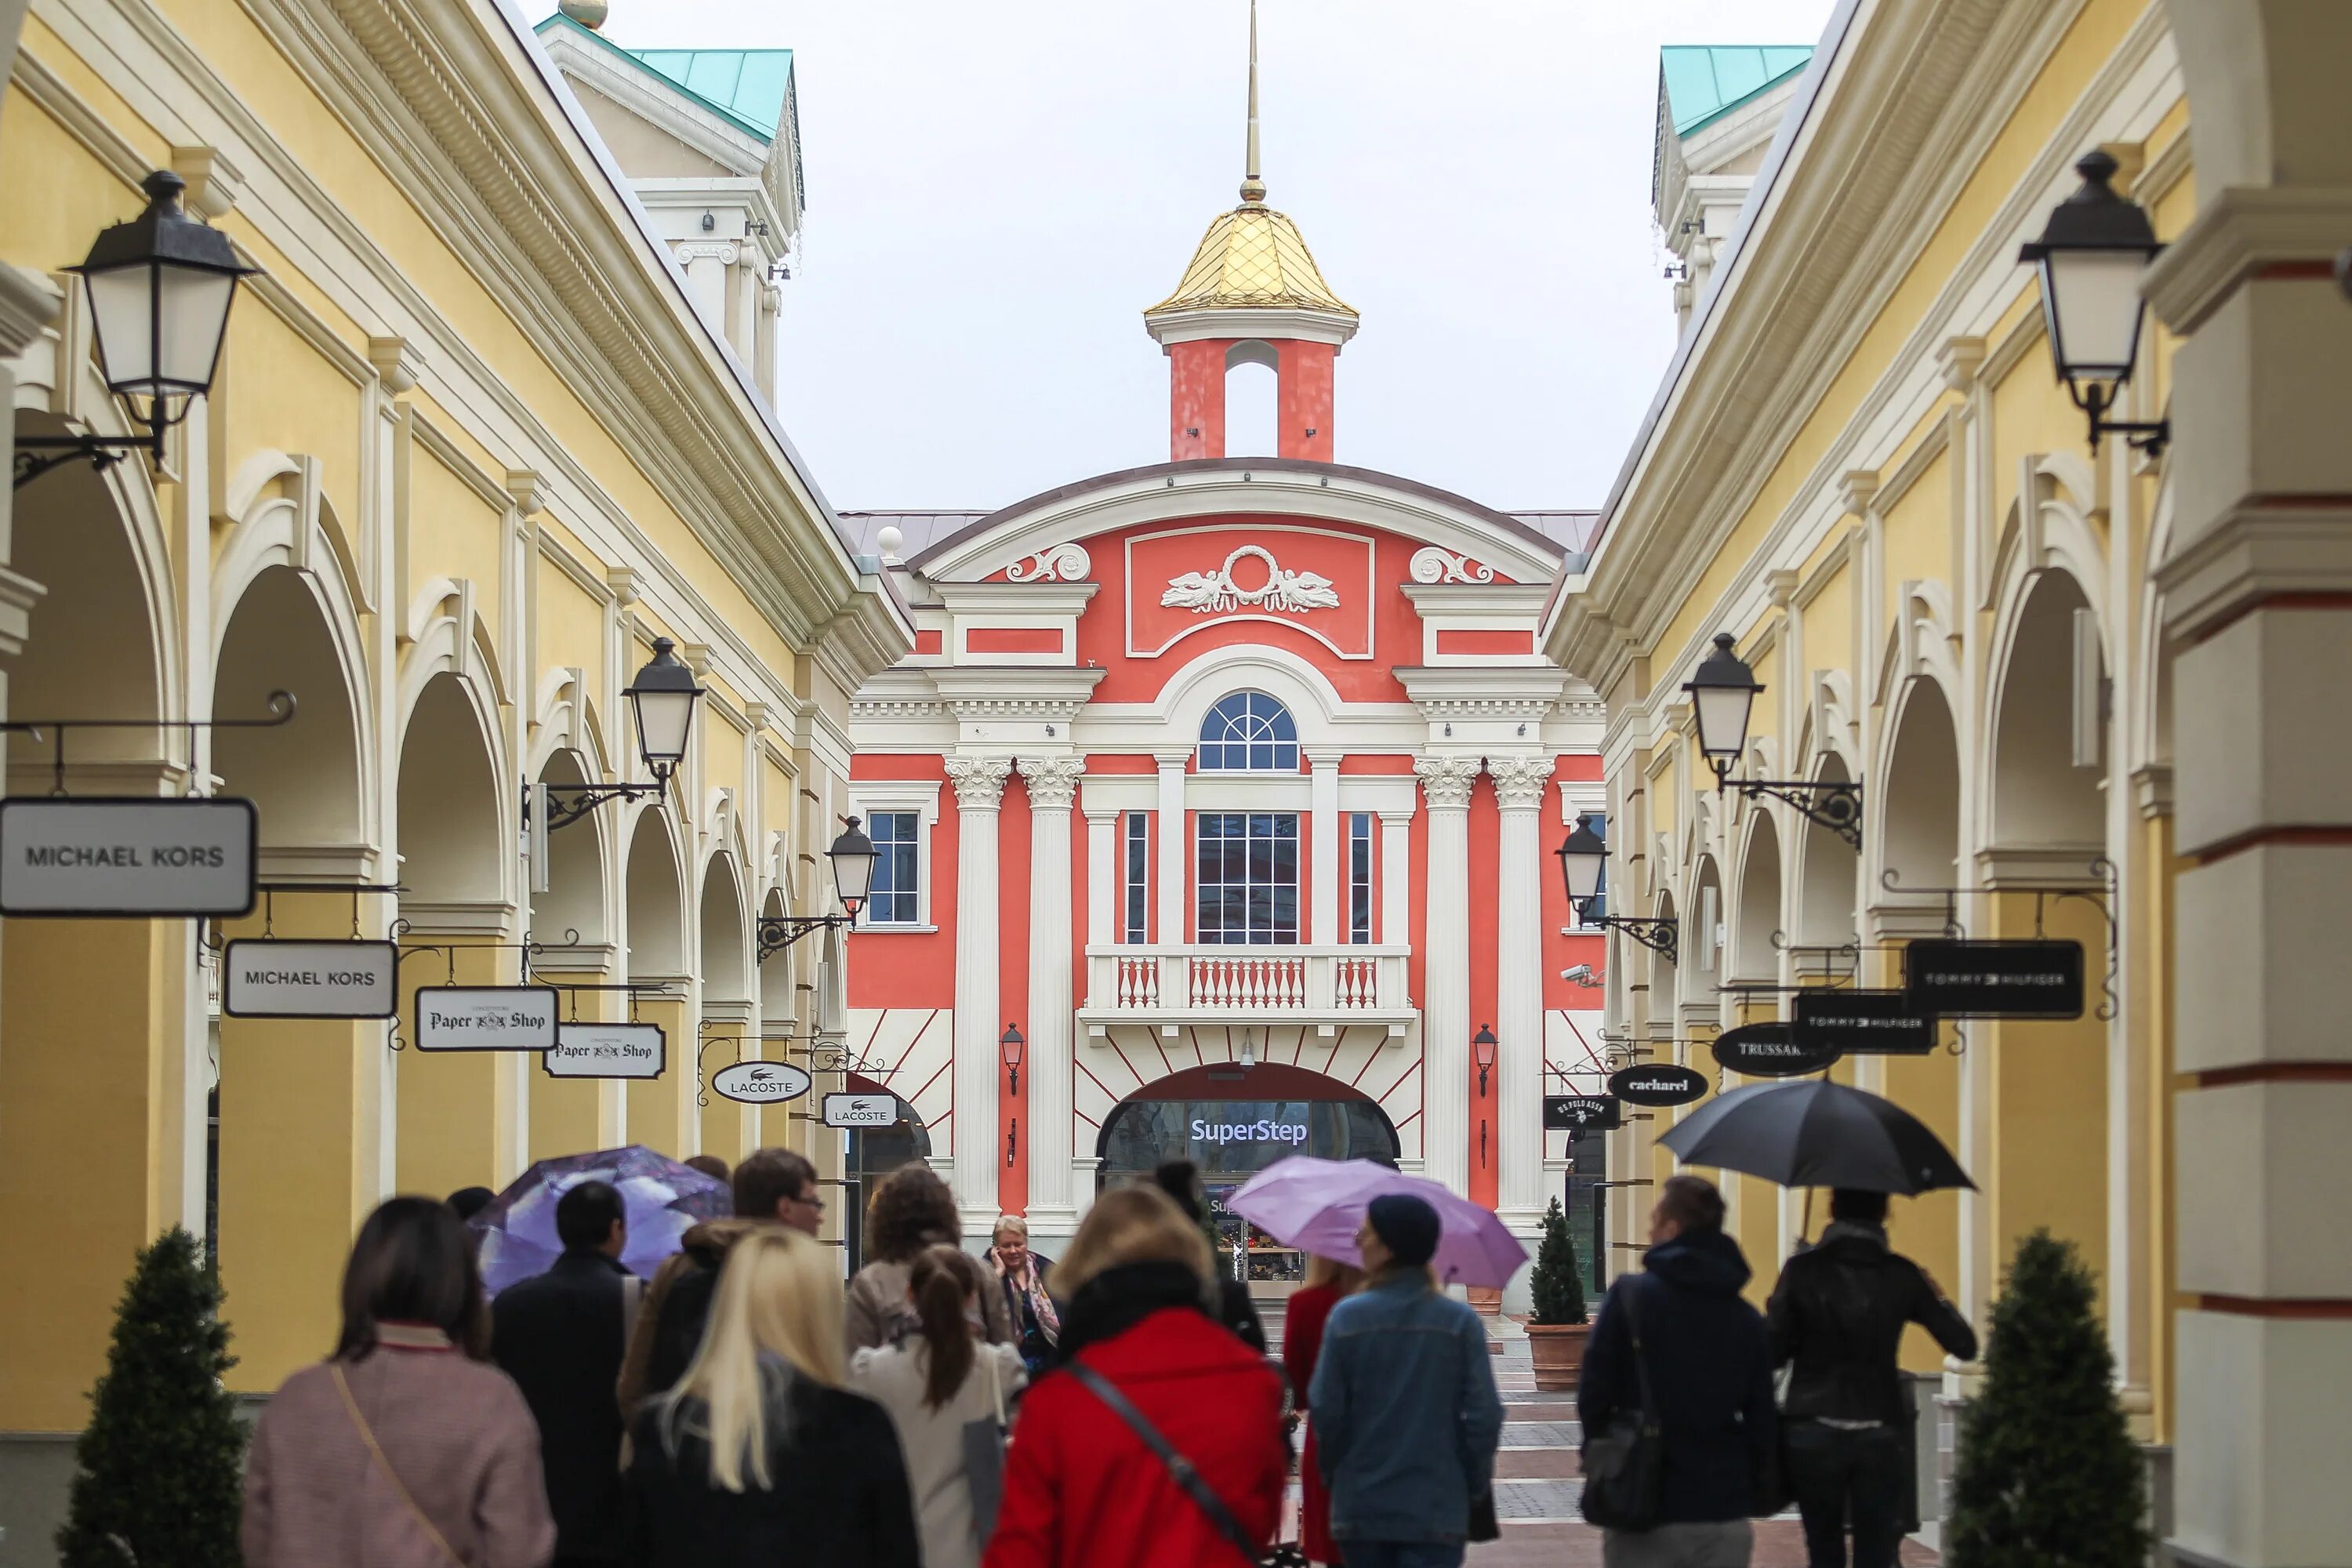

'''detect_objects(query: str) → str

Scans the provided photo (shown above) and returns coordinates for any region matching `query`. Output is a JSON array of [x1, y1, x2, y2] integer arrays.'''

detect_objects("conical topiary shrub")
[[1945, 1229, 2147, 1568], [1528, 1196, 1588, 1326], [56, 1228, 245, 1568]]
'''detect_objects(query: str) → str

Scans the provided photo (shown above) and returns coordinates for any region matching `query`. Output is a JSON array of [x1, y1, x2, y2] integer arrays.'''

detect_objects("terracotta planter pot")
[[1526, 1321, 1591, 1393]]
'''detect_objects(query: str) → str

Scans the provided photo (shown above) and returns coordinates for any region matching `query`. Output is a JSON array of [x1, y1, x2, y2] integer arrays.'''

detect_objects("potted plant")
[[1524, 1196, 1590, 1392]]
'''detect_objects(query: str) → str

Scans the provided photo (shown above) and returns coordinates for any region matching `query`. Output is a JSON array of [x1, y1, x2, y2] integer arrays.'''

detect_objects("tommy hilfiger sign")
[[1904, 939, 2084, 1019], [1792, 989, 1939, 1056]]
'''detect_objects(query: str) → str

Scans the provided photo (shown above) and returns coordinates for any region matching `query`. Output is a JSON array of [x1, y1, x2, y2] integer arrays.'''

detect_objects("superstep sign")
[[414, 987, 560, 1051], [0, 797, 256, 916], [223, 939, 397, 1019], [544, 1022, 666, 1080]]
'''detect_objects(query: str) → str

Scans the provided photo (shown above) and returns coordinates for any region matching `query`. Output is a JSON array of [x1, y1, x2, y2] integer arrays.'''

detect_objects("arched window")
[[1198, 692, 1299, 771]]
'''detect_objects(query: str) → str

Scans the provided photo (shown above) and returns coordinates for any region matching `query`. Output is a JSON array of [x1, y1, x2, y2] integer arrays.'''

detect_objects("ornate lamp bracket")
[[756, 913, 851, 962], [1729, 776, 1863, 850], [1577, 906, 1677, 966]]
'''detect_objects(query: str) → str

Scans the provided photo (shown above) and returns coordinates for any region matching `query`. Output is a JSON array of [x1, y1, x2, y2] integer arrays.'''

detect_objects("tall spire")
[[1240, 0, 1266, 205]]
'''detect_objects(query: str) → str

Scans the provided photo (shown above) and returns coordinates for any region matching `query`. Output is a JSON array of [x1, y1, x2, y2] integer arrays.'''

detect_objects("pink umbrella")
[[1228, 1156, 1530, 1288]]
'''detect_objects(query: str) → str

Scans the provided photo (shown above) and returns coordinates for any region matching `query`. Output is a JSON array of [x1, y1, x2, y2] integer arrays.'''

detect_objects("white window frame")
[[848, 780, 944, 931]]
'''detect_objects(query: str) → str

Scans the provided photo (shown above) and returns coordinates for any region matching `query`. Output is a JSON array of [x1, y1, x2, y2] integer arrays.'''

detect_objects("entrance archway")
[[697, 852, 750, 1162], [844, 1073, 931, 1273], [622, 809, 688, 1153]]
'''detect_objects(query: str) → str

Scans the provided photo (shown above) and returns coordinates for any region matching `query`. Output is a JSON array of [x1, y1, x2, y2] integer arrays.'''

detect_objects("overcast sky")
[[581, 1, 1835, 513]]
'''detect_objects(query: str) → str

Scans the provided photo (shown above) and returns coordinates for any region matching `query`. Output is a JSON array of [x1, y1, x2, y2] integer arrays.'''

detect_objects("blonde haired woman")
[[983, 1185, 1287, 1568], [623, 1227, 919, 1568]]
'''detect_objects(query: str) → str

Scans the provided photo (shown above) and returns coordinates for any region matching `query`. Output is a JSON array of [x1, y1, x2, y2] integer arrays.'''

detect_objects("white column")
[[1085, 806, 1116, 947], [1415, 757, 1483, 1196], [1380, 811, 1412, 946], [944, 756, 1011, 1240], [1308, 751, 1342, 945], [1154, 750, 1188, 944], [1489, 755, 1553, 1235], [1020, 758, 1084, 1243]]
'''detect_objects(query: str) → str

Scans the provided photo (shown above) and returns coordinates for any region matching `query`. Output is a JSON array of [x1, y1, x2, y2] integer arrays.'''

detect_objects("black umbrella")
[[1656, 1080, 1973, 1196]]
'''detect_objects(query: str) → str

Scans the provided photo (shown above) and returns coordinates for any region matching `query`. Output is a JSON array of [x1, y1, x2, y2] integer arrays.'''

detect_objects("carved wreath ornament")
[[1161, 545, 1341, 615]]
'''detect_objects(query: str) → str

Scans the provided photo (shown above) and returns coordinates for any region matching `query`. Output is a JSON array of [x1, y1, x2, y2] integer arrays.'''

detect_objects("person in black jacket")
[[625, 1225, 918, 1568], [1577, 1174, 1776, 1567], [1767, 1189, 1978, 1568], [491, 1178, 637, 1567], [1149, 1160, 1268, 1353]]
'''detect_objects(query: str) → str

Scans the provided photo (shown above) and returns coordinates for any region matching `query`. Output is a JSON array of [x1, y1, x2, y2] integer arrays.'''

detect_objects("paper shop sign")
[[711, 1061, 813, 1105], [1711, 1022, 1839, 1079], [1904, 939, 2084, 1019], [415, 986, 559, 1051], [1544, 1094, 1621, 1131], [1792, 989, 1939, 1056], [1608, 1063, 1710, 1108], [544, 1022, 666, 1080], [0, 797, 256, 916], [822, 1092, 898, 1129], [223, 939, 397, 1019]]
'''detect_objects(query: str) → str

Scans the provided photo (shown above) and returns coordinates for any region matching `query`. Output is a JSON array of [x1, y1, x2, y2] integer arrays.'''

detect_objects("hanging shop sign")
[[222, 939, 398, 1019], [1607, 1063, 1711, 1108], [711, 1060, 814, 1105], [1792, 989, 1939, 1056], [0, 797, 256, 916], [414, 986, 560, 1051], [1904, 938, 2084, 1019], [822, 1091, 898, 1130], [1544, 1094, 1621, 1132], [544, 1022, 666, 1080], [1711, 1021, 1840, 1078]]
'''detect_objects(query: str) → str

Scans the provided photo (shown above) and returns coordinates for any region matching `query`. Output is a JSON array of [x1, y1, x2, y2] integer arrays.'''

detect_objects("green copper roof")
[[535, 13, 793, 143], [1660, 45, 1815, 137]]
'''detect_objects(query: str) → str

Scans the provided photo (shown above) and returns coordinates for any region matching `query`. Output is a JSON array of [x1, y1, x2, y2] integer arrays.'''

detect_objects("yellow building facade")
[[0, 0, 907, 1506], [1548, 2, 2352, 1563]]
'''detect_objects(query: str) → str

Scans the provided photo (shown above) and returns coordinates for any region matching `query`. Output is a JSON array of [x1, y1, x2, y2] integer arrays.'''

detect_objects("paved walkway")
[[1268, 1301, 1940, 1567]]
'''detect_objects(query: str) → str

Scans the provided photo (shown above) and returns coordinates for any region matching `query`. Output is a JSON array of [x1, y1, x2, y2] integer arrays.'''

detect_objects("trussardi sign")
[[1792, 989, 1939, 1056], [1904, 939, 2085, 1019], [1711, 1022, 1839, 1078]]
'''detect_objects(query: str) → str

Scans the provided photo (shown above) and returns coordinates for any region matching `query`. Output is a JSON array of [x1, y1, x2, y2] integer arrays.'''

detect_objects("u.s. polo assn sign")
[[0, 797, 257, 916]]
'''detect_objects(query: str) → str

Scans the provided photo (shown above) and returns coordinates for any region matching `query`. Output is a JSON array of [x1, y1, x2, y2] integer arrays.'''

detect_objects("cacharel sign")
[[223, 939, 397, 1019], [1711, 1021, 1839, 1078], [543, 1022, 665, 1080], [1607, 1063, 1710, 1108], [0, 797, 257, 916], [414, 986, 560, 1051], [1190, 1116, 1309, 1146]]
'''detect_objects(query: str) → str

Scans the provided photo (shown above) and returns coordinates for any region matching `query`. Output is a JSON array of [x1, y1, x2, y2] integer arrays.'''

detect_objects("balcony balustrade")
[[1080, 943, 1415, 1037]]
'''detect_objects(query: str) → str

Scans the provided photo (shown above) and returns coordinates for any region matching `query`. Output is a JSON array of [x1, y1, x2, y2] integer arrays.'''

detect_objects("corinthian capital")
[[1019, 757, 1086, 811], [1486, 754, 1555, 811], [1414, 754, 1484, 811], [944, 755, 1014, 809]]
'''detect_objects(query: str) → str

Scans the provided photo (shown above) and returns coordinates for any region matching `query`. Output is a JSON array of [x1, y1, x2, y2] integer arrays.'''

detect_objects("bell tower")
[[1142, 0, 1358, 463]]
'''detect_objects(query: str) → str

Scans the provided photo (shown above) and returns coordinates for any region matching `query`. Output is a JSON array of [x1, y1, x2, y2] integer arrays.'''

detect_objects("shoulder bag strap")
[[1065, 1361, 1258, 1565], [331, 1364, 466, 1568], [1622, 1280, 1659, 1430]]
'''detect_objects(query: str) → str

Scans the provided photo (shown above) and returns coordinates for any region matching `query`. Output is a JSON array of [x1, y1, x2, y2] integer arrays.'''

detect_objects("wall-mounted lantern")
[[2020, 151, 2169, 456]]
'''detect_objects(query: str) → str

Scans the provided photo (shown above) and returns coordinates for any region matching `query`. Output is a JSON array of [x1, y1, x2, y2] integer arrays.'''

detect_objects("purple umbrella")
[[1228, 1156, 1530, 1288], [470, 1145, 731, 1295]]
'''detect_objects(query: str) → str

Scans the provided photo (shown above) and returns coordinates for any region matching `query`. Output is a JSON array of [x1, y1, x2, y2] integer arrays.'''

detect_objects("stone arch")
[[1686, 854, 1725, 993], [532, 750, 611, 949], [756, 885, 793, 1029], [698, 851, 750, 1008], [623, 808, 687, 982], [1729, 811, 1783, 983], [1794, 753, 1860, 948], [395, 672, 506, 907], [213, 564, 368, 855], [1147, 644, 1348, 743], [1647, 887, 1679, 1014], [1987, 570, 2104, 851], [1875, 677, 1962, 911]]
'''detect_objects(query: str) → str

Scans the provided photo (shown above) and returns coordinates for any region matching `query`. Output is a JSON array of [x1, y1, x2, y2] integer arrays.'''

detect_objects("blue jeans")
[[1341, 1544, 1466, 1568]]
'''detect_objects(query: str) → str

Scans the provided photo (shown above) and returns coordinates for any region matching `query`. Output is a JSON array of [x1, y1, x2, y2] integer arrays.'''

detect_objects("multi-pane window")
[[1348, 812, 1374, 943], [1196, 812, 1300, 944], [1197, 691, 1300, 771], [866, 811, 920, 924], [1123, 812, 1149, 944]]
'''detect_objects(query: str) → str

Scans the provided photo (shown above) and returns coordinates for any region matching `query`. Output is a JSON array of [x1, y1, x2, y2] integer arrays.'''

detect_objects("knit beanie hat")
[[1366, 1193, 1442, 1268]]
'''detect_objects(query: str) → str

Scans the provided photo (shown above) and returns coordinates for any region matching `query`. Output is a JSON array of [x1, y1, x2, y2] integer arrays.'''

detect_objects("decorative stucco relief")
[[1005, 543, 1091, 583], [1161, 544, 1341, 615], [1408, 546, 1496, 584]]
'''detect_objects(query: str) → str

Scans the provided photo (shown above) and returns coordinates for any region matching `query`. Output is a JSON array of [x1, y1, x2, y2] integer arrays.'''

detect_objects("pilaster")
[[1487, 754, 1553, 1237], [1415, 755, 1483, 1197], [1018, 757, 1084, 1243], [944, 756, 1012, 1240]]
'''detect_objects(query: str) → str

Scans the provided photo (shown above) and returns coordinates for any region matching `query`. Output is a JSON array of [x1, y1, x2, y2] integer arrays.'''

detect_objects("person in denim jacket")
[[1308, 1195, 1504, 1568]]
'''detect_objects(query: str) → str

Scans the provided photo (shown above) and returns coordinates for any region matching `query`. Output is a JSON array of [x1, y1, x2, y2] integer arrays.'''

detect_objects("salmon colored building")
[[840, 113, 1606, 1301]]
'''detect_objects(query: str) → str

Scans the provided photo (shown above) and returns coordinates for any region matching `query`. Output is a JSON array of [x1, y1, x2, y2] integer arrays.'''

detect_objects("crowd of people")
[[237, 1149, 1969, 1568]]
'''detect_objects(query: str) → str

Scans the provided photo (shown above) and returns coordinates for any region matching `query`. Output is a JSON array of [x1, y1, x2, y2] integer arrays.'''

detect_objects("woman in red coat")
[[1282, 1253, 1365, 1566], [984, 1186, 1287, 1568]]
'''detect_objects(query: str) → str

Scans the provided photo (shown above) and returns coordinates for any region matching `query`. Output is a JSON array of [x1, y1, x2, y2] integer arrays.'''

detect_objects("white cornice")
[[934, 581, 1101, 615], [1142, 306, 1358, 350]]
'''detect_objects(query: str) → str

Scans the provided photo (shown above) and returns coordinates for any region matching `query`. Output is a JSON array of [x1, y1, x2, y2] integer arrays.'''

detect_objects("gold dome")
[[1145, 198, 1357, 318]]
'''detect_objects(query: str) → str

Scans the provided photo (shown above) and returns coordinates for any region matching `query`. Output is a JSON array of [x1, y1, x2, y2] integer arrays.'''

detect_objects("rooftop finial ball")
[[559, 0, 608, 30], [875, 524, 905, 561]]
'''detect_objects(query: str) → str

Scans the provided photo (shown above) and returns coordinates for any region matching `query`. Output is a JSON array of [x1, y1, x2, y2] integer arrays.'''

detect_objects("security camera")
[[1560, 964, 1602, 988]]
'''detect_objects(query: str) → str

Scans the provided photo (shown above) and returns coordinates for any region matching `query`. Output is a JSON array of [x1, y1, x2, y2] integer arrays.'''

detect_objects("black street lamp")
[[16, 170, 256, 490], [757, 817, 884, 959], [2020, 150, 2169, 456], [1681, 633, 1863, 849], [1474, 1024, 1497, 1095], [1000, 1023, 1025, 1095], [532, 638, 706, 831], [1555, 818, 1679, 964]]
